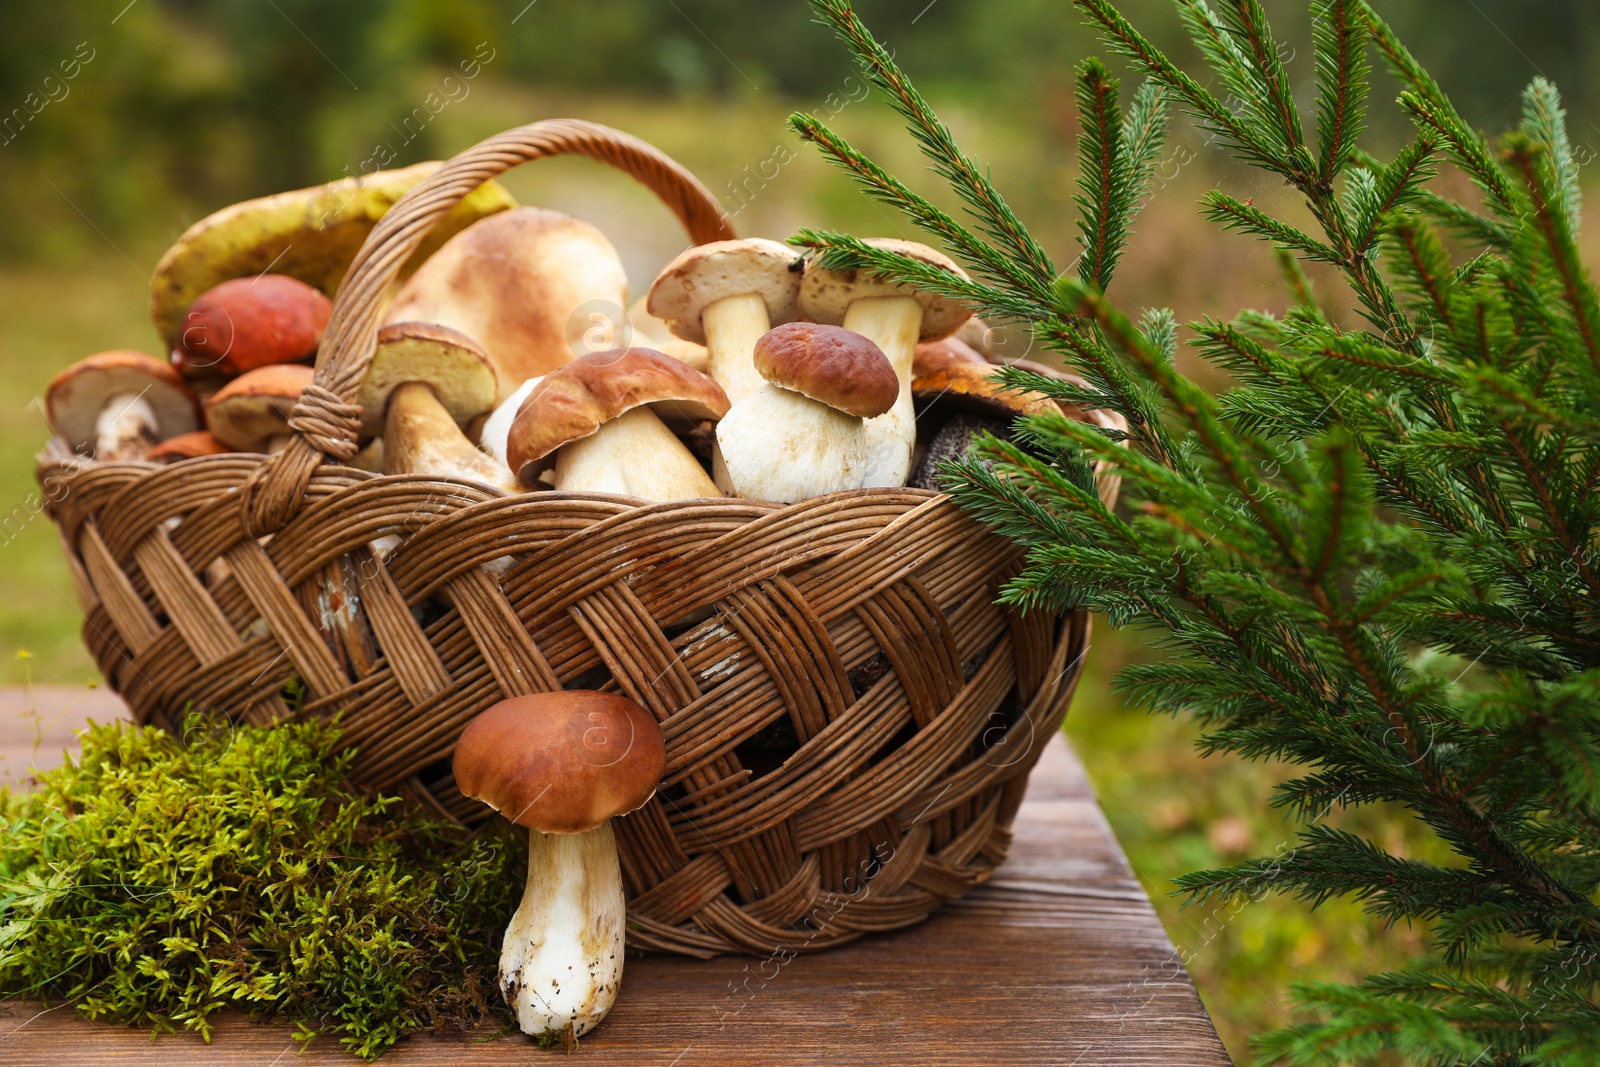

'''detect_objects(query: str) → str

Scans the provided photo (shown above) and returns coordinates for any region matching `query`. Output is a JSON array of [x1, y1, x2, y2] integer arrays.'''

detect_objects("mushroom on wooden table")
[[45, 351, 201, 461], [506, 347, 729, 501], [453, 690, 665, 1043], [359, 322, 517, 492], [203, 363, 313, 454], [798, 238, 973, 487], [717, 322, 899, 503], [646, 238, 802, 404]]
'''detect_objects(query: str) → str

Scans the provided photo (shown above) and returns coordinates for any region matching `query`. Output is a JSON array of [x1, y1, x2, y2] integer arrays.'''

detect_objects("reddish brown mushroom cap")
[[453, 690, 666, 835], [911, 362, 1061, 422], [176, 274, 331, 378], [204, 363, 314, 451], [754, 322, 899, 418]]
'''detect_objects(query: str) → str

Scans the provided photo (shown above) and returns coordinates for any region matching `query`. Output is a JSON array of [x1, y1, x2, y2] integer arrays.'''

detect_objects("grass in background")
[[2, 82, 1576, 1062]]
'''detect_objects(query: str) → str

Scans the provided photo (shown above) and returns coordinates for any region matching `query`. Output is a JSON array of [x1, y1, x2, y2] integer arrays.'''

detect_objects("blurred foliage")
[[1, 0, 1596, 258]]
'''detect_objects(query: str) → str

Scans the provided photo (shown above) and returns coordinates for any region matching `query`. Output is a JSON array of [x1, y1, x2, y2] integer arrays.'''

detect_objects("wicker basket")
[[39, 119, 1121, 958]]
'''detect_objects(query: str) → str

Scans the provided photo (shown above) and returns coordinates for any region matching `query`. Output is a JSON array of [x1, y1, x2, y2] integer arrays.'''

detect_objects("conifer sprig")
[[799, 0, 1600, 1060]]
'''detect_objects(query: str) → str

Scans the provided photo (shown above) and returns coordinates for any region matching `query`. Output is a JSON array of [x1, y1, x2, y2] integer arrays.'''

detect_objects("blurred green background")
[[1, 0, 1595, 1059]]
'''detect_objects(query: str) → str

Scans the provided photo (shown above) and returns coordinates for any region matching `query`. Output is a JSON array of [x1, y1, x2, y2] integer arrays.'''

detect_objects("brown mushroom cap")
[[646, 238, 802, 345], [506, 347, 730, 482], [754, 322, 898, 419], [453, 690, 666, 834], [204, 363, 314, 451], [45, 351, 201, 452], [798, 238, 972, 341], [911, 362, 1060, 423], [358, 322, 498, 436], [175, 275, 331, 378], [147, 430, 231, 463]]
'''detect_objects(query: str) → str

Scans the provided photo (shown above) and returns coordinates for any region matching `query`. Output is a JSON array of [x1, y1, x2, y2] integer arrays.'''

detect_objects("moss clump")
[[0, 715, 521, 1059]]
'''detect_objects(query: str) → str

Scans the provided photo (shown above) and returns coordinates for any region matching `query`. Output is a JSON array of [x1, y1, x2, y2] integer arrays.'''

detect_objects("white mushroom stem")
[[500, 821, 626, 1040], [386, 381, 519, 492], [702, 292, 772, 405], [480, 377, 542, 469], [716, 384, 867, 503], [554, 405, 721, 501], [842, 295, 923, 487], [93, 391, 161, 461]]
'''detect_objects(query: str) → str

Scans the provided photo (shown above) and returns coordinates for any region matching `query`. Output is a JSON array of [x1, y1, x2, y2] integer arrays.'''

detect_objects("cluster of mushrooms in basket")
[[44, 192, 1059, 505], [39, 169, 1070, 1042]]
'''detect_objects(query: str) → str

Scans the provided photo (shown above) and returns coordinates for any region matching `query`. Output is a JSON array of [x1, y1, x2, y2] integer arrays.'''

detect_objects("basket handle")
[[242, 118, 737, 534]]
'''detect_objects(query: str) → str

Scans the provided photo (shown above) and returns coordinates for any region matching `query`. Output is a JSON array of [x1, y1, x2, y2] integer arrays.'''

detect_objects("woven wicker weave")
[[39, 120, 1121, 957]]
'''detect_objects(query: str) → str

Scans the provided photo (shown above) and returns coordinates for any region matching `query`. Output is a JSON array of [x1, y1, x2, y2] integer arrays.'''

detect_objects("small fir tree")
[[794, 0, 1600, 1062]]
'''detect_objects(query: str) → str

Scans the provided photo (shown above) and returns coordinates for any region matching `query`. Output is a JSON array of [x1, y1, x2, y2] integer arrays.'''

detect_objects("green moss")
[[0, 714, 522, 1059]]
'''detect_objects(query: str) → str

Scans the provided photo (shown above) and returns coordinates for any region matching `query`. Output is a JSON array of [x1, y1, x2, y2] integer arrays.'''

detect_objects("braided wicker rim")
[[39, 119, 1123, 957]]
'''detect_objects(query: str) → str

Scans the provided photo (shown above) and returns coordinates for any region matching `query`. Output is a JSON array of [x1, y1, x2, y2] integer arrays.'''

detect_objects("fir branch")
[[808, 0, 1056, 288], [1073, 62, 1169, 292], [1074, 0, 1287, 176], [804, 1, 1600, 1057], [788, 114, 1053, 303], [1202, 191, 1343, 263], [1312, 0, 1369, 183]]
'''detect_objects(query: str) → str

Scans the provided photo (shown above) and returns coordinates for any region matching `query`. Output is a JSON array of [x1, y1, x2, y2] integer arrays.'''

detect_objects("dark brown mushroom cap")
[[505, 347, 730, 483], [753, 322, 898, 418], [453, 690, 666, 834]]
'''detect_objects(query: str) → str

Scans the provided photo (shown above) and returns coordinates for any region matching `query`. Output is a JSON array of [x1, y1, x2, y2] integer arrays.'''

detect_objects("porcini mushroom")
[[204, 363, 314, 453], [646, 238, 802, 404], [150, 162, 516, 352], [359, 322, 516, 492], [385, 207, 628, 400], [908, 362, 1059, 490], [453, 690, 665, 1041], [147, 430, 230, 463], [798, 239, 973, 487], [717, 322, 898, 503], [45, 351, 201, 461], [506, 348, 728, 500], [174, 274, 331, 378]]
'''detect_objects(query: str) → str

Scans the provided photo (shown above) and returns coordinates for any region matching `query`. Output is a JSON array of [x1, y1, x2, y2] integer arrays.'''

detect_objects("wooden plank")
[[0, 687, 1230, 1065]]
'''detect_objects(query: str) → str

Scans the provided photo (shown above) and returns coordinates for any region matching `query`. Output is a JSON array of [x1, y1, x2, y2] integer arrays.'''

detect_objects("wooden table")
[[0, 687, 1231, 1065]]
